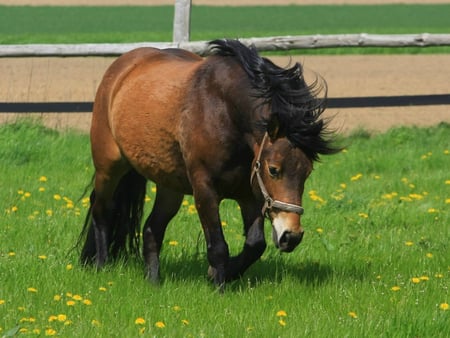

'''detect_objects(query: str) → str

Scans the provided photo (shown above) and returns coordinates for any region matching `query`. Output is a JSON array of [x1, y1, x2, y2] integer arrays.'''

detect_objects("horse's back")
[[91, 47, 203, 190]]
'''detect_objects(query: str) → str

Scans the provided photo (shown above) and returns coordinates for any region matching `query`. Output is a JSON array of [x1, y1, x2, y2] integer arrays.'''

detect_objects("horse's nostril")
[[279, 231, 304, 252]]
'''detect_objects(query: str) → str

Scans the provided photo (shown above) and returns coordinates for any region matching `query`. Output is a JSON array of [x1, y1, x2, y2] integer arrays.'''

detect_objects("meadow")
[[1, 4, 450, 54], [0, 119, 449, 337]]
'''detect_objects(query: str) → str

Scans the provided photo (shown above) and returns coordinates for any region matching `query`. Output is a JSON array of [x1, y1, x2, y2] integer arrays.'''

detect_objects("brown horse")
[[79, 39, 338, 289]]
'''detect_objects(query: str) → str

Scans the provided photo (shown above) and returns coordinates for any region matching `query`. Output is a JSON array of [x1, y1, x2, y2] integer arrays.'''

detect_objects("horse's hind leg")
[[143, 185, 183, 283]]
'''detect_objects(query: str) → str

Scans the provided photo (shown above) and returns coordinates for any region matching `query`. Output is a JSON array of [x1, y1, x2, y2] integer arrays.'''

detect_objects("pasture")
[[1, 120, 449, 336]]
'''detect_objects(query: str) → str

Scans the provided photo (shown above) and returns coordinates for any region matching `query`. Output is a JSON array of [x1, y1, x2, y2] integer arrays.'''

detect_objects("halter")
[[250, 132, 305, 217]]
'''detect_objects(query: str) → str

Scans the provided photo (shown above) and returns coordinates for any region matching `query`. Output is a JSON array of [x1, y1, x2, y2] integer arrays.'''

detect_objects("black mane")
[[209, 39, 339, 161]]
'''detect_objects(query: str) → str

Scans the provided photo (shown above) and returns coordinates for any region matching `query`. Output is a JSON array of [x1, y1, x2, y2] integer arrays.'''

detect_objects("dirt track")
[[1, 0, 449, 133]]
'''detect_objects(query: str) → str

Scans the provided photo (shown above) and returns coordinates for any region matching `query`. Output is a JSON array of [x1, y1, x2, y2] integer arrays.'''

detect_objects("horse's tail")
[[78, 169, 147, 265]]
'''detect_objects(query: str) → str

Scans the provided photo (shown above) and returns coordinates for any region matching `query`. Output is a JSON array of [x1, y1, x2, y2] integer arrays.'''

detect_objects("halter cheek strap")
[[250, 133, 305, 217]]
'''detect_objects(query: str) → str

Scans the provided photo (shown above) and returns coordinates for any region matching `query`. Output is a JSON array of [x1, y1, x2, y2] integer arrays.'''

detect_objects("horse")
[[78, 39, 338, 290]]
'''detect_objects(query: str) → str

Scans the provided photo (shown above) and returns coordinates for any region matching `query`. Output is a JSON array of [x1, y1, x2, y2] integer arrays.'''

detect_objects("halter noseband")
[[250, 132, 305, 217]]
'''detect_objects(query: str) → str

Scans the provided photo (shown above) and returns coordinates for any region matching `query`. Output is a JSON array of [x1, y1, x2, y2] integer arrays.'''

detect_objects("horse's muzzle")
[[273, 229, 304, 252]]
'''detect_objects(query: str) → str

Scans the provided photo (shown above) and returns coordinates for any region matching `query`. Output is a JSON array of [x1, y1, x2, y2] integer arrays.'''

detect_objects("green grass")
[[1, 4, 450, 54], [1, 119, 449, 336]]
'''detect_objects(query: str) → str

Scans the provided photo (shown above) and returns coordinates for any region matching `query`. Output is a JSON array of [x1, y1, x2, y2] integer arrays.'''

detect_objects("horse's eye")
[[268, 166, 280, 178]]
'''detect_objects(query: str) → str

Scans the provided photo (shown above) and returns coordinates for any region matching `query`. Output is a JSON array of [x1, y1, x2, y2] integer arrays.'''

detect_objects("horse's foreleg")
[[143, 186, 183, 284], [193, 182, 229, 291], [226, 201, 266, 281]]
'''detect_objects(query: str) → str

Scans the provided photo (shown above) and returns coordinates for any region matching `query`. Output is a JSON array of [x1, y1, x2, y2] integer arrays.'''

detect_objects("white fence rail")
[[1, 33, 450, 57]]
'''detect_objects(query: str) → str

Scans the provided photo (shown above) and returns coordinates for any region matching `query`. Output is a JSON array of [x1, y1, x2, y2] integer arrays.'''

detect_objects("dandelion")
[[72, 294, 82, 301], [221, 221, 227, 227], [411, 277, 420, 284], [27, 287, 38, 293], [99, 287, 107, 292], [172, 305, 181, 311], [276, 310, 287, 317], [38, 255, 47, 260], [278, 319, 286, 327], [445, 180, 450, 185], [188, 204, 197, 214], [316, 228, 324, 234], [419, 276, 429, 281], [8, 251, 16, 257], [91, 319, 101, 327], [66, 264, 73, 270], [426, 253, 433, 258], [53, 194, 61, 201], [439, 303, 449, 311], [151, 186, 157, 193], [358, 212, 369, 219], [391, 286, 401, 291], [135, 317, 146, 325], [405, 241, 414, 246], [169, 240, 179, 246], [39, 176, 48, 182], [144, 195, 151, 202], [11, 206, 18, 212], [445, 198, 450, 204], [181, 319, 189, 326], [66, 300, 76, 306], [48, 315, 58, 322], [427, 208, 438, 213], [155, 321, 166, 328], [348, 311, 358, 319], [350, 173, 363, 181], [45, 328, 57, 336], [83, 299, 92, 306], [46, 209, 53, 216], [0, 299, 5, 305], [39, 187, 45, 192], [435, 273, 444, 278]]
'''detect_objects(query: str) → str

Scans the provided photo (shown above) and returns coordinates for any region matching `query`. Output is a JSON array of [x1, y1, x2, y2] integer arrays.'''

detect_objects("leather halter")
[[250, 132, 305, 217]]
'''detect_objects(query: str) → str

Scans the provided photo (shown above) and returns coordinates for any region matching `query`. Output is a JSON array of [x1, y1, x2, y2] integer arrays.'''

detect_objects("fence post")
[[173, 0, 192, 44]]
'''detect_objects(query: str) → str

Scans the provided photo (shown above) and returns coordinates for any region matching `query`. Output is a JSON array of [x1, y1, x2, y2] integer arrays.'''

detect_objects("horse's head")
[[251, 128, 312, 252]]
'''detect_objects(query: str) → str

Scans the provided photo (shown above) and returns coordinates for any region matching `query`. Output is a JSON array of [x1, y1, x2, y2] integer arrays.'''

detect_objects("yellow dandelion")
[[427, 208, 438, 213], [39, 176, 48, 182], [350, 173, 363, 181], [0, 299, 5, 305], [91, 319, 101, 327], [278, 319, 286, 327], [419, 276, 429, 281], [426, 253, 433, 258], [39, 187, 45, 192], [348, 311, 358, 319], [8, 251, 16, 257], [66, 264, 73, 270], [66, 300, 76, 306], [340, 183, 347, 189], [439, 303, 449, 311], [405, 241, 414, 246], [57, 314, 67, 322], [316, 228, 324, 234], [135, 317, 146, 325], [32, 329, 41, 335], [169, 240, 179, 246], [391, 286, 401, 291], [445, 198, 450, 204], [182, 200, 189, 206], [221, 221, 227, 226], [172, 305, 181, 311], [188, 204, 197, 214], [64, 320, 72, 326], [445, 180, 450, 185], [46, 209, 53, 216], [151, 186, 157, 193], [38, 255, 47, 260], [411, 277, 420, 284], [27, 287, 38, 293], [18, 189, 24, 195], [181, 319, 189, 326], [276, 310, 287, 317], [53, 194, 61, 201], [144, 195, 151, 202], [435, 273, 444, 278], [155, 321, 166, 328], [358, 212, 369, 219], [53, 295, 61, 301], [72, 294, 82, 301], [48, 315, 58, 322], [11, 206, 18, 212], [83, 299, 92, 306], [45, 328, 57, 336], [99, 287, 107, 292]]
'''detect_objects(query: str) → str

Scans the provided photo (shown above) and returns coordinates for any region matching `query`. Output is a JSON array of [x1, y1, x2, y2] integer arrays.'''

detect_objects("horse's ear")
[[267, 114, 280, 139]]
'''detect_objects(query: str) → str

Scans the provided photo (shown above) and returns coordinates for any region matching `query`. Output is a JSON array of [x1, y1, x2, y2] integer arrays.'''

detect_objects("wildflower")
[[91, 319, 101, 327], [358, 212, 369, 219], [278, 319, 286, 327], [435, 273, 444, 278], [169, 240, 179, 246], [172, 305, 181, 311], [46, 209, 53, 216], [411, 277, 420, 284], [445, 198, 450, 204], [66, 264, 73, 270], [38, 255, 47, 260], [445, 180, 450, 185], [135, 317, 146, 325], [99, 287, 107, 292], [0, 299, 5, 305], [427, 208, 438, 213], [72, 294, 82, 301], [316, 228, 324, 234], [181, 319, 189, 326], [83, 299, 92, 306], [151, 186, 157, 193], [188, 205, 197, 214], [350, 173, 363, 181], [405, 241, 414, 246], [53, 295, 61, 301], [11, 206, 18, 212], [39, 176, 48, 182], [66, 300, 76, 306], [221, 221, 227, 226], [276, 310, 287, 317], [419, 276, 429, 281], [45, 328, 57, 336], [53, 194, 61, 201], [440, 303, 449, 311], [391, 286, 401, 291], [39, 187, 45, 192], [155, 321, 166, 328], [144, 195, 151, 202], [426, 253, 433, 258], [8, 251, 15, 257], [27, 287, 38, 293], [48, 315, 58, 322], [348, 311, 358, 319]]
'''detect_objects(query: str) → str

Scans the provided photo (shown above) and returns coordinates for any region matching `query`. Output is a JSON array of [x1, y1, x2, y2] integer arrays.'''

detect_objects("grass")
[[0, 4, 450, 54], [0, 119, 449, 336]]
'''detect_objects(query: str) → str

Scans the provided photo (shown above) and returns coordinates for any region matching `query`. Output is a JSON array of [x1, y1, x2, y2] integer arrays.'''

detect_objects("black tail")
[[78, 169, 147, 265]]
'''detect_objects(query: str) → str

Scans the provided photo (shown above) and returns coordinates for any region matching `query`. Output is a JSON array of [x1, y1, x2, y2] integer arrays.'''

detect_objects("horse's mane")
[[208, 39, 338, 161]]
